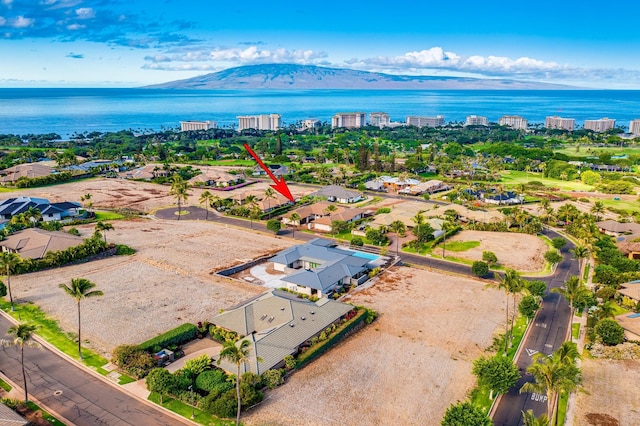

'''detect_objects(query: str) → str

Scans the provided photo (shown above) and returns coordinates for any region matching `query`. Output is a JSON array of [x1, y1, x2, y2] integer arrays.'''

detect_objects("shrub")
[[240, 381, 263, 407], [283, 355, 297, 370], [115, 244, 136, 255], [375, 207, 391, 214], [145, 368, 173, 402], [471, 261, 489, 277], [67, 227, 81, 236], [481, 251, 497, 266], [526, 280, 547, 298], [138, 323, 198, 353], [195, 369, 227, 393], [111, 344, 155, 378], [266, 219, 282, 235], [595, 318, 625, 346], [350, 237, 364, 247], [365, 308, 378, 324], [203, 389, 237, 418], [1, 398, 20, 409], [0, 281, 6, 297], [262, 369, 284, 389], [595, 286, 617, 301]]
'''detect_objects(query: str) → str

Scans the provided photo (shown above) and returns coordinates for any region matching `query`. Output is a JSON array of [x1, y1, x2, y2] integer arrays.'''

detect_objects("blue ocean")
[[0, 88, 639, 138]]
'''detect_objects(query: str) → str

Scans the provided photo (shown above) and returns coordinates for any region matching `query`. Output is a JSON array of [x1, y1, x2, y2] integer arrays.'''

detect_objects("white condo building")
[[301, 119, 321, 130], [180, 120, 217, 131], [584, 117, 616, 133], [630, 119, 640, 136], [498, 115, 528, 130], [332, 112, 366, 129], [545, 116, 575, 131], [237, 114, 281, 131], [369, 112, 390, 128], [465, 115, 488, 126], [406, 115, 444, 128]]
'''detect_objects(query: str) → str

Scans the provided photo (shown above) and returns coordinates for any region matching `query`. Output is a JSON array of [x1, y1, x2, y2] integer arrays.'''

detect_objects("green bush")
[[375, 207, 391, 214], [262, 369, 284, 389], [111, 344, 155, 378], [67, 227, 81, 236], [0, 281, 6, 297], [283, 354, 297, 370], [350, 236, 364, 247], [195, 369, 228, 393], [115, 244, 136, 255], [595, 318, 625, 346], [1, 397, 20, 409], [138, 323, 198, 353], [203, 389, 237, 418], [471, 261, 489, 277]]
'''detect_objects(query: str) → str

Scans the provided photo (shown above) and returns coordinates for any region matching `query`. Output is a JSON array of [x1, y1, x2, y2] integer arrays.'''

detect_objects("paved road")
[[0, 315, 191, 426], [492, 228, 578, 426]]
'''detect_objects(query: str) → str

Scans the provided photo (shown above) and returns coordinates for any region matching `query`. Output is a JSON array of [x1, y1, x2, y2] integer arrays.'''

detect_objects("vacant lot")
[[243, 267, 505, 426], [573, 359, 640, 426], [446, 230, 548, 272], [12, 219, 294, 357]]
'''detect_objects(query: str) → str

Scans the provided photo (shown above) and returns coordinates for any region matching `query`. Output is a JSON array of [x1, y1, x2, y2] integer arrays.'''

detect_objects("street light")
[[188, 385, 195, 419]]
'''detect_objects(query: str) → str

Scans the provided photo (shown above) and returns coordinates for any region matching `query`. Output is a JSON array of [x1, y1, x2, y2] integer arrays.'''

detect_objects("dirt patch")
[[243, 267, 505, 426], [446, 230, 548, 272], [574, 359, 640, 425], [12, 219, 295, 357]]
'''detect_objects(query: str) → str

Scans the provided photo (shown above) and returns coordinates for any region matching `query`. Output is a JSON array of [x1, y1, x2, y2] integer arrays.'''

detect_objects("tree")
[[544, 250, 563, 266], [441, 401, 492, 426], [482, 251, 498, 267], [169, 174, 190, 220], [146, 368, 174, 404], [518, 295, 540, 321], [199, 190, 216, 220], [244, 195, 259, 229], [217, 340, 252, 426], [472, 355, 520, 400], [595, 318, 625, 345], [264, 187, 277, 219], [571, 245, 590, 279], [472, 261, 489, 278], [521, 409, 549, 426], [0, 251, 21, 311], [489, 268, 524, 354], [0, 280, 6, 297], [590, 201, 605, 221], [551, 237, 567, 251], [526, 280, 547, 298], [440, 220, 456, 258], [551, 276, 589, 341], [266, 219, 282, 235], [58, 278, 104, 359], [389, 220, 406, 256], [95, 221, 114, 243], [1, 323, 41, 402], [24, 206, 42, 227], [288, 212, 301, 239]]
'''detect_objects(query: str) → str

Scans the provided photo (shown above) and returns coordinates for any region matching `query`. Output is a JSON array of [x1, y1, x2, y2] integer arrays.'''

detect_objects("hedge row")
[[296, 308, 368, 368], [138, 323, 198, 353]]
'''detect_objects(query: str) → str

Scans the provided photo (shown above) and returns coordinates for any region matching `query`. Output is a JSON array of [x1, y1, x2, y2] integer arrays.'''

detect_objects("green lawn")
[[590, 197, 640, 214], [554, 145, 640, 158], [557, 392, 569, 426], [94, 211, 126, 221], [572, 323, 581, 341], [499, 170, 594, 191], [0, 377, 11, 392], [441, 240, 480, 252], [148, 393, 234, 426], [25, 401, 67, 426]]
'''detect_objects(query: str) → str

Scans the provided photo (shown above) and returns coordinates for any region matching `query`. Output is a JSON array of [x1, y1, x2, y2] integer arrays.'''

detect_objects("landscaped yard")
[[242, 267, 505, 425], [500, 170, 594, 191]]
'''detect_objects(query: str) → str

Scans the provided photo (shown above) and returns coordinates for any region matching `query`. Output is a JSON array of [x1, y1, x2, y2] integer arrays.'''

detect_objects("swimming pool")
[[351, 251, 380, 261]]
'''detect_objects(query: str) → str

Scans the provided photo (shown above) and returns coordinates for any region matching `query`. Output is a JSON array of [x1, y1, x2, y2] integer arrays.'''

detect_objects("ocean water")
[[0, 88, 639, 138]]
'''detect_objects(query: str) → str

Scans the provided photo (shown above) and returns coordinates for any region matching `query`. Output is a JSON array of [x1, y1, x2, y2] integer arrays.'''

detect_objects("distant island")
[[145, 63, 576, 90]]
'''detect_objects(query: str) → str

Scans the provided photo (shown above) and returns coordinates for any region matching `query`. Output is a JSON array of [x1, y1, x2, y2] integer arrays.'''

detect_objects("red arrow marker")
[[244, 143, 294, 202]]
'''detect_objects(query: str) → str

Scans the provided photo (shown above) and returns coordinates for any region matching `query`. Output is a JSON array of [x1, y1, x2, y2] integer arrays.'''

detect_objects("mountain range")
[[145, 64, 574, 90]]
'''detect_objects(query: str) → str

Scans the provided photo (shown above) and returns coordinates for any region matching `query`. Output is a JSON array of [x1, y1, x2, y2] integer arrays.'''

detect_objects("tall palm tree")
[[590, 201, 605, 221], [244, 195, 259, 229], [169, 174, 190, 220], [24, 206, 42, 228], [0, 251, 21, 311], [389, 220, 406, 256], [571, 245, 590, 280], [95, 221, 114, 243], [1, 323, 41, 402], [289, 212, 302, 239], [59, 278, 104, 359], [217, 340, 252, 426], [440, 220, 455, 258], [551, 276, 589, 341], [199, 190, 215, 220], [490, 268, 523, 355], [264, 187, 277, 219], [521, 409, 549, 426]]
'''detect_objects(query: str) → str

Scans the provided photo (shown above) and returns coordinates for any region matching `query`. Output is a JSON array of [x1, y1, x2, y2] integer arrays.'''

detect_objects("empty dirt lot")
[[243, 267, 505, 425], [11, 219, 295, 357]]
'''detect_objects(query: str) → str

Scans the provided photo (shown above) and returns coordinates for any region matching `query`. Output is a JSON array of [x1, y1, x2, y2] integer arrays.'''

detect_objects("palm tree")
[[538, 198, 551, 215], [199, 190, 215, 220], [289, 212, 302, 239], [521, 409, 549, 426], [1, 323, 41, 402], [264, 187, 277, 219], [553, 341, 581, 366], [520, 351, 581, 425], [440, 220, 456, 258], [551, 276, 590, 342], [94, 221, 114, 243], [217, 340, 252, 426], [244, 195, 259, 229], [590, 201, 605, 221], [24, 206, 42, 228], [59, 278, 104, 359], [571, 245, 590, 280], [490, 268, 523, 355], [169, 174, 190, 220], [389, 220, 406, 256], [0, 251, 21, 311], [559, 171, 568, 181]]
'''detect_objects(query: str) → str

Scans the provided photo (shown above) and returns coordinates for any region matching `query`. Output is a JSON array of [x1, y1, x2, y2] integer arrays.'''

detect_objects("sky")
[[1, 0, 640, 89]]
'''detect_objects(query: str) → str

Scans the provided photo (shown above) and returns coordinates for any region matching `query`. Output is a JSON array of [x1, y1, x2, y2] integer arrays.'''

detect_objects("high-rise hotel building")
[[180, 120, 217, 131], [545, 116, 575, 131], [628, 119, 640, 136], [369, 112, 390, 128], [332, 112, 366, 129], [237, 114, 281, 131], [498, 115, 528, 130], [584, 117, 616, 133], [465, 115, 488, 126], [406, 115, 445, 128]]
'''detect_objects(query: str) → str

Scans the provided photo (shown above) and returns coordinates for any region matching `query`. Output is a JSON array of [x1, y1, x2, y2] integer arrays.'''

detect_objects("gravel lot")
[[446, 230, 548, 272], [243, 267, 505, 426], [12, 219, 294, 357]]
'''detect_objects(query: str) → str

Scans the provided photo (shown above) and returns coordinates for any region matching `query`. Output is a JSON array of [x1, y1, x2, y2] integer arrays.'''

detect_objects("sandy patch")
[[446, 230, 548, 272], [12, 219, 295, 357], [573, 359, 640, 425], [243, 266, 505, 426]]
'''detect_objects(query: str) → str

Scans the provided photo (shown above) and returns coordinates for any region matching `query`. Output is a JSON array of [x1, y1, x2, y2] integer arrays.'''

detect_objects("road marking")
[[531, 393, 548, 403], [525, 348, 539, 357], [544, 344, 553, 348], [535, 323, 547, 328]]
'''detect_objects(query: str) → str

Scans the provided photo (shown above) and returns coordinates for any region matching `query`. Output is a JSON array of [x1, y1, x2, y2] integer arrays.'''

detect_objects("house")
[[0, 228, 85, 259], [212, 289, 353, 375], [252, 164, 288, 177], [229, 190, 293, 212], [366, 176, 420, 192], [281, 202, 337, 226], [0, 403, 28, 426], [0, 163, 55, 185], [310, 185, 364, 203], [281, 202, 368, 232], [64, 159, 125, 173], [398, 180, 451, 195], [482, 191, 522, 205], [269, 238, 379, 298], [310, 208, 367, 233], [189, 171, 243, 188], [0, 197, 82, 223], [119, 164, 171, 180], [597, 220, 640, 240]]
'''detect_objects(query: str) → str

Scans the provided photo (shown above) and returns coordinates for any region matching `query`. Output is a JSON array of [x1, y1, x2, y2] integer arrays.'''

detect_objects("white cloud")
[[75, 7, 95, 19], [67, 23, 84, 30], [2, 0, 13, 7], [0, 16, 6, 26], [11, 15, 34, 28]]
